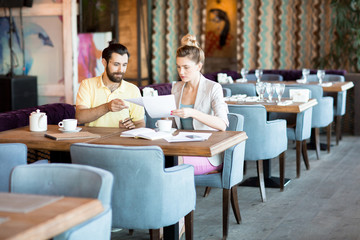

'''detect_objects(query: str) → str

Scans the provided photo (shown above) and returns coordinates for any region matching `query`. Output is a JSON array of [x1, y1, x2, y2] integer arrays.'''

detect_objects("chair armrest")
[[312, 97, 334, 127]]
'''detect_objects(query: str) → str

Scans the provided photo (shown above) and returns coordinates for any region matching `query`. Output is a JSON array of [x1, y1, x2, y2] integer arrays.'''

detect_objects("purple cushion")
[[0, 103, 75, 132], [139, 83, 173, 96], [204, 70, 241, 82]]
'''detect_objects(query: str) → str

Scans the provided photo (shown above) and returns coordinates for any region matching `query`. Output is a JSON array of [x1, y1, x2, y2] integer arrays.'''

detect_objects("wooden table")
[[226, 98, 318, 113], [0, 125, 247, 157], [234, 80, 354, 92], [0, 193, 103, 240]]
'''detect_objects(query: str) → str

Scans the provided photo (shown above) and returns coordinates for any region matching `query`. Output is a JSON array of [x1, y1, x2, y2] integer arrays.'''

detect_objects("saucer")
[[59, 127, 82, 133], [155, 128, 177, 134]]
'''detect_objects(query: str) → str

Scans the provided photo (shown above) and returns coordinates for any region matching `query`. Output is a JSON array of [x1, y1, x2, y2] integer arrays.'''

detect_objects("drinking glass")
[[266, 83, 275, 102], [240, 68, 248, 82], [275, 83, 285, 102], [255, 69, 263, 83], [302, 68, 310, 83], [317, 69, 325, 85], [256, 82, 265, 101]]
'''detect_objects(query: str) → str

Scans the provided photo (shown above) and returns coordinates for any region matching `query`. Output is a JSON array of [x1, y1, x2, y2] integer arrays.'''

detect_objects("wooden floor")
[[111, 135, 360, 240]]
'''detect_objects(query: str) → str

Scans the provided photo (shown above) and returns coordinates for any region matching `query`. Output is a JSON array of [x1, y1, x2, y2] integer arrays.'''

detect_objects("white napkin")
[[320, 82, 333, 87], [296, 79, 307, 84], [277, 100, 293, 106], [245, 96, 259, 102]]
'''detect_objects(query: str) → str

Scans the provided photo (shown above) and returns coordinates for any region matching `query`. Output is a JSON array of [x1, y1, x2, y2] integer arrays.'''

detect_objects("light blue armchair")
[[0, 143, 48, 192], [70, 144, 196, 240], [285, 84, 333, 159], [308, 74, 346, 145], [228, 105, 287, 202], [0, 143, 27, 192], [247, 74, 283, 81], [270, 94, 313, 178], [10, 163, 114, 240], [195, 113, 246, 239], [221, 83, 256, 96], [223, 87, 232, 97]]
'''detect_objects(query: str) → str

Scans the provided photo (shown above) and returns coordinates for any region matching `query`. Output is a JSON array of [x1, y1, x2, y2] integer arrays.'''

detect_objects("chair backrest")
[[194, 113, 246, 189], [247, 74, 283, 81], [283, 84, 333, 127], [10, 164, 114, 208], [221, 83, 256, 96], [223, 87, 231, 97], [228, 105, 287, 160], [0, 143, 27, 192], [70, 144, 195, 229], [307, 74, 345, 82]]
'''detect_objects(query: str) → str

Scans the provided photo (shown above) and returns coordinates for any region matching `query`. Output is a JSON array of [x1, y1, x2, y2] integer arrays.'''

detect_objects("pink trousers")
[[183, 156, 223, 175]]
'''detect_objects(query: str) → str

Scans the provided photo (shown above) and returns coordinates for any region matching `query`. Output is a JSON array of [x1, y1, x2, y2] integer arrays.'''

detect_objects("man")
[[76, 42, 145, 129]]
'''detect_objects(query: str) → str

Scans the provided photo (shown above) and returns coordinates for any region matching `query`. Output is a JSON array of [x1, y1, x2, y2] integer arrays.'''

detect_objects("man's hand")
[[107, 99, 128, 112], [119, 117, 135, 129]]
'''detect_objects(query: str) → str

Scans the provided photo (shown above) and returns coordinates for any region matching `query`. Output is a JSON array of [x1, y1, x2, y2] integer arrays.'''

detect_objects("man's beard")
[[106, 66, 124, 83]]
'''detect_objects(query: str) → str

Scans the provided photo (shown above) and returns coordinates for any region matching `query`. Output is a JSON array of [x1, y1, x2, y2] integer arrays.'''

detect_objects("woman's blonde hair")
[[176, 34, 205, 65]]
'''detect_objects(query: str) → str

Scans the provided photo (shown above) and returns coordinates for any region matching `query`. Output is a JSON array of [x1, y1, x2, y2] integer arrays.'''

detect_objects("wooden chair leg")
[[279, 152, 285, 191], [296, 141, 301, 178], [150, 229, 161, 240], [243, 161, 247, 175], [185, 210, 194, 240], [230, 186, 241, 224], [302, 140, 310, 170], [327, 123, 332, 153], [129, 229, 134, 235], [314, 128, 320, 160], [203, 187, 211, 198], [223, 189, 230, 240], [256, 160, 266, 202], [336, 115, 341, 145]]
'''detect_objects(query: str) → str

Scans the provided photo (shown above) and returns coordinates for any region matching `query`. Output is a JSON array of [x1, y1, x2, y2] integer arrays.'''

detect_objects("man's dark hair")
[[102, 41, 130, 63]]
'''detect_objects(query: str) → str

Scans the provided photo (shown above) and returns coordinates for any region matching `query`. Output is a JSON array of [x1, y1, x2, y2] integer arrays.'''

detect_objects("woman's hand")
[[171, 108, 195, 118]]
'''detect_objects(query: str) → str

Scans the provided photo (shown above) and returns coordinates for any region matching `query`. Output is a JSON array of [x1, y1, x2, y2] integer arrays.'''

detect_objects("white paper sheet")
[[125, 95, 177, 118], [164, 132, 212, 142]]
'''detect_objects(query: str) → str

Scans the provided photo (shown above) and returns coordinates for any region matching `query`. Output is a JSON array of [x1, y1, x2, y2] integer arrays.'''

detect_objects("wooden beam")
[[63, 0, 75, 104]]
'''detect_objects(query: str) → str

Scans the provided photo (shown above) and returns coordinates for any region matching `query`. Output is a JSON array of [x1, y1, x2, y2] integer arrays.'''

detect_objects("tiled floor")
[[111, 135, 360, 240]]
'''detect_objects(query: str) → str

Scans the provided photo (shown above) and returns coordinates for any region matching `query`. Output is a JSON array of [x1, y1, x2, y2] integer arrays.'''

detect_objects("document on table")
[[164, 132, 212, 142], [125, 95, 176, 118]]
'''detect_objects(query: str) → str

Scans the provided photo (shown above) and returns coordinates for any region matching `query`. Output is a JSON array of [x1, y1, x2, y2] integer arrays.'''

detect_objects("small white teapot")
[[29, 109, 47, 132]]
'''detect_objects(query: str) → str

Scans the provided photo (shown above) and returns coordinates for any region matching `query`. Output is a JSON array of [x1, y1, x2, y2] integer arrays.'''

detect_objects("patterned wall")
[[151, 0, 335, 83]]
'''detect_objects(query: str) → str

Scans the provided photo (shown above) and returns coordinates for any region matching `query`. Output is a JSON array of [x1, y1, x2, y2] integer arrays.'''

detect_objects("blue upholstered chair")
[[144, 110, 160, 128], [221, 83, 256, 96], [10, 163, 114, 240], [247, 74, 283, 81], [285, 84, 333, 159], [70, 144, 196, 240], [196, 113, 246, 239], [308, 74, 346, 145], [270, 94, 313, 178], [0, 143, 27, 192], [0, 143, 48, 192], [228, 105, 287, 202], [223, 87, 232, 97]]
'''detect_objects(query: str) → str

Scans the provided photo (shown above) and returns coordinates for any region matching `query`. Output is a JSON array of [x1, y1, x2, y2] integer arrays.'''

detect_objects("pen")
[[122, 118, 133, 124]]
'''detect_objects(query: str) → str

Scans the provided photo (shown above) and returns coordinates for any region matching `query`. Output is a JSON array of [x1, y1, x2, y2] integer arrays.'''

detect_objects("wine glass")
[[266, 83, 275, 102], [317, 70, 325, 85], [255, 69, 263, 83], [275, 83, 285, 102], [256, 82, 265, 101], [240, 68, 248, 82], [302, 68, 310, 83]]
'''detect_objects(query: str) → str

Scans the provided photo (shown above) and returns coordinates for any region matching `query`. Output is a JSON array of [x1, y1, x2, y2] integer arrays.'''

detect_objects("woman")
[[171, 34, 229, 175]]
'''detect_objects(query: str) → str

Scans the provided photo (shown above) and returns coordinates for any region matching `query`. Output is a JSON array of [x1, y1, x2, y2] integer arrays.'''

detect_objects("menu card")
[[0, 193, 63, 213]]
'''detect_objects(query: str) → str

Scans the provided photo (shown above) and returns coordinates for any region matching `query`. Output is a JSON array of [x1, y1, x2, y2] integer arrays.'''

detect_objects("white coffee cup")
[[58, 119, 78, 131], [155, 119, 172, 132]]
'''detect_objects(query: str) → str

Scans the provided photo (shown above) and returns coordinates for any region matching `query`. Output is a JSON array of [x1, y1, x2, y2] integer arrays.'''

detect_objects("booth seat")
[[139, 83, 173, 96], [203, 69, 347, 82], [0, 103, 75, 132]]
